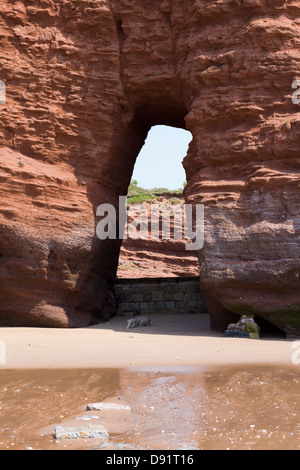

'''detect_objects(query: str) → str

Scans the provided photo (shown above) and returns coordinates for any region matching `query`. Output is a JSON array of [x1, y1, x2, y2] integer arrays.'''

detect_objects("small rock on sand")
[[55, 424, 108, 441], [86, 402, 131, 412]]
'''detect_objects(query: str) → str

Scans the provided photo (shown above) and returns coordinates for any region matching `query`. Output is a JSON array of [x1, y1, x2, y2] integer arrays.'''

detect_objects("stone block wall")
[[114, 277, 208, 316]]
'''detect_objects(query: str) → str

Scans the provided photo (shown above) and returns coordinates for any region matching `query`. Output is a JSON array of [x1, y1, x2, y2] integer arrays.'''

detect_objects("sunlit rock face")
[[0, 0, 299, 334]]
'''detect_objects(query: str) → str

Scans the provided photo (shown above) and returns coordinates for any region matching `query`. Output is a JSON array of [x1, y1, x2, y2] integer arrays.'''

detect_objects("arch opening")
[[117, 122, 198, 280], [132, 125, 192, 191], [114, 119, 206, 317]]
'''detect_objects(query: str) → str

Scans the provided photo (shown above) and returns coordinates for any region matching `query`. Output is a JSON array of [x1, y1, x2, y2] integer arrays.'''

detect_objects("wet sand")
[[0, 314, 299, 450], [0, 365, 299, 450]]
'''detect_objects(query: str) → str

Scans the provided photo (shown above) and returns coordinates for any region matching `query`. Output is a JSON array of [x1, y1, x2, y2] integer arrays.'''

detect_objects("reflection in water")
[[0, 365, 299, 450], [0, 369, 120, 450]]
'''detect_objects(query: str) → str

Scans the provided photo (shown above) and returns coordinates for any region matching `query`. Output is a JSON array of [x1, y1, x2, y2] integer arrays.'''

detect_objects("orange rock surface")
[[0, 0, 299, 334]]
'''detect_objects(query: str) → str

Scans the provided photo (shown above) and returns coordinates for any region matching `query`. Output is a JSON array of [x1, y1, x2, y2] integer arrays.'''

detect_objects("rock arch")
[[0, 0, 299, 335]]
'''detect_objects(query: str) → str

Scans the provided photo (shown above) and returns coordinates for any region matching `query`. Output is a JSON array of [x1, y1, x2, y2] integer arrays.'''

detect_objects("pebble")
[[86, 403, 131, 412], [75, 415, 99, 421]]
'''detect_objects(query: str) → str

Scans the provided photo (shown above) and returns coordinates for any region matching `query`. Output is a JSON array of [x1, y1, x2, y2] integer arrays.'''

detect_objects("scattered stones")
[[126, 316, 151, 329], [224, 315, 260, 339], [54, 401, 131, 447], [55, 424, 108, 441], [86, 402, 131, 412]]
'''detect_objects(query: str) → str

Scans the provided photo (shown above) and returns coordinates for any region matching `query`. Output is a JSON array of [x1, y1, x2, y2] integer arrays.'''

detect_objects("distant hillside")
[[127, 180, 185, 205]]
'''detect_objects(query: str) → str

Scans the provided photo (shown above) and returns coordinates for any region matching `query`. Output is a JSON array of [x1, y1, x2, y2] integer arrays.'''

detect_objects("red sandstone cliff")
[[117, 196, 200, 279], [0, 0, 299, 334]]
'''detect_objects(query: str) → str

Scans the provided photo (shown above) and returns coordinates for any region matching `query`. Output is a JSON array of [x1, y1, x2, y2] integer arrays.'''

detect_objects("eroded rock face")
[[0, 0, 299, 333], [117, 196, 200, 279]]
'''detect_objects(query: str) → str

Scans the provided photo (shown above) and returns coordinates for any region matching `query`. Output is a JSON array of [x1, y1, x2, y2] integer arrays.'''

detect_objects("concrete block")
[[132, 293, 143, 302], [187, 301, 197, 309], [55, 424, 108, 441], [152, 291, 163, 301], [155, 301, 166, 310], [166, 301, 175, 309], [139, 302, 148, 311], [163, 293, 174, 301], [174, 293, 183, 301], [143, 293, 152, 301], [129, 302, 140, 312], [118, 302, 129, 311]]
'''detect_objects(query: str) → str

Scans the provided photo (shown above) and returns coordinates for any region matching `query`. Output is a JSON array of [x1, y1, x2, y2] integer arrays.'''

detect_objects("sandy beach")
[[0, 314, 296, 370], [0, 314, 299, 450]]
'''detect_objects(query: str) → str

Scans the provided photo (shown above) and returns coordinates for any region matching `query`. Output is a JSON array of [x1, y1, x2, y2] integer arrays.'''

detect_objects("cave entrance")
[[115, 124, 208, 317], [117, 124, 198, 280], [255, 316, 287, 339], [220, 311, 287, 339]]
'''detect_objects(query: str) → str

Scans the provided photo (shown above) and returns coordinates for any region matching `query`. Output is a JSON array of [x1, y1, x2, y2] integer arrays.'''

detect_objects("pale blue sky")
[[132, 125, 192, 190]]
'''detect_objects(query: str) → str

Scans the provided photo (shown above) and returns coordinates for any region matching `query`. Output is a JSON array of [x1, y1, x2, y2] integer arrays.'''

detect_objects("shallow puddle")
[[0, 365, 299, 450]]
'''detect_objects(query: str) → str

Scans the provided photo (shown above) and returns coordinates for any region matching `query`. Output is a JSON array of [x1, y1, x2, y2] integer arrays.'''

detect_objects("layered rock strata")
[[0, 0, 299, 334], [117, 196, 200, 279]]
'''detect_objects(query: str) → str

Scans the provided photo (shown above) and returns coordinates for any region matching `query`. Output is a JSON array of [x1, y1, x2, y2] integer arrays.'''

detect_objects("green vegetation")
[[127, 180, 185, 205]]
